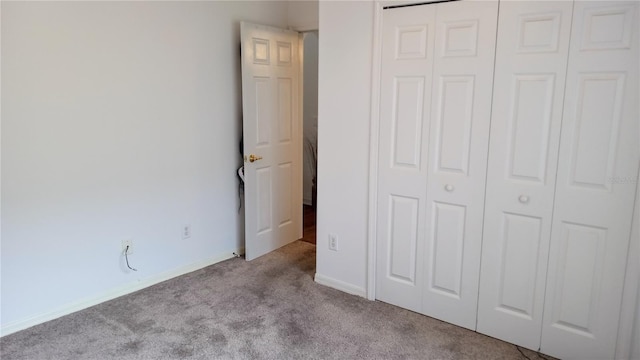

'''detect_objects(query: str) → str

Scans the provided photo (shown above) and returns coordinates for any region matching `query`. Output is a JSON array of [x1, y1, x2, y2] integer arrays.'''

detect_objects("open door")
[[241, 22, 302, 261]]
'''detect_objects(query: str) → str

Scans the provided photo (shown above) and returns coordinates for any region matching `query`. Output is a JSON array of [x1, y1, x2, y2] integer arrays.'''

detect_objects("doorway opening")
[[301, 30, 319, 246]]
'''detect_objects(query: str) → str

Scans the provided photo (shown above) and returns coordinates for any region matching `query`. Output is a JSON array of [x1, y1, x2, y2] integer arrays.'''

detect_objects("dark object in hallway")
[[301, 205, 316, 245]]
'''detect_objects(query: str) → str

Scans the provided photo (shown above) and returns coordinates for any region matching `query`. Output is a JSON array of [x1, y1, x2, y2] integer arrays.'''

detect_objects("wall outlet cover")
[[329, 234, 338, 251], [182, 225, 192, 240]]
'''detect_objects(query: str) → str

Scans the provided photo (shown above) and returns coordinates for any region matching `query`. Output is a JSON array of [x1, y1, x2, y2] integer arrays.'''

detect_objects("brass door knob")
[[248, 154, 263, 163]]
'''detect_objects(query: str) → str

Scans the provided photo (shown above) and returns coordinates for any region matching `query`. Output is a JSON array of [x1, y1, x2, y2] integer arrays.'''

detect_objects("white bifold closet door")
[[477, 0, 574, 350], [376, 0, 498, 330], [421, 0, 498, 330], [376, 4, 435, 313], [479, 1, 639, 359], [540, 2, 639, 359]]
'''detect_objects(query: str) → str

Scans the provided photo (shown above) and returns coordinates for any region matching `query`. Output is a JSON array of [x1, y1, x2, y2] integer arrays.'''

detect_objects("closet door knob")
[[445, 184, 454, 192], [518, 195, 530, 204]]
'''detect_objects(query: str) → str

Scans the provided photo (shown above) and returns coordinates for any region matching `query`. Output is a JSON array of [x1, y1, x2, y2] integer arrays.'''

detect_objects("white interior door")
[[376, 0, 498, 329], [540, 2, 639, 359], [477, 1, 574, 350], [421, 0, 498, 330], [241, 22, 302, 261], [376, 4, 436, 313]]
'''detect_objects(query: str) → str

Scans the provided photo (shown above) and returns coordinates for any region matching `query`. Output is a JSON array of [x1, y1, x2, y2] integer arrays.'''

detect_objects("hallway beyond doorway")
[[301, 205, 316, 245]]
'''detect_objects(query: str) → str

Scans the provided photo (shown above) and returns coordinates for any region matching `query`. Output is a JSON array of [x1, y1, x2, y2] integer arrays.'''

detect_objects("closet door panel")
[[541, 2, 639, 359], [421, 0, 498, 330], [477, 1, 573, 350], [376, 5, 436, 313]]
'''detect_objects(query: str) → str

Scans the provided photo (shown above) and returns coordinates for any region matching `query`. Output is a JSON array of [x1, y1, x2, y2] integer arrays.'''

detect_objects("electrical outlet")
[[182, 224, 191, 240], [328, 233, 338, 251], [122, 239, 133, 254]]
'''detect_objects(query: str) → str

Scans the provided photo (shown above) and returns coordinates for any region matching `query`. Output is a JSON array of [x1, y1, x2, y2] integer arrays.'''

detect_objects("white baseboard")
[[314, 273, 367, 298], [303, 197, 313, 206], [0, 249, 243, 337]]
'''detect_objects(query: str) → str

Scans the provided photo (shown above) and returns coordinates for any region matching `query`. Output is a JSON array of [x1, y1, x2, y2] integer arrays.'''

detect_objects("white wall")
[[315, 1, 374, 295], [287, 0, 319, 31], [302, 32, 319, 205], [1, 1, 288, 334]]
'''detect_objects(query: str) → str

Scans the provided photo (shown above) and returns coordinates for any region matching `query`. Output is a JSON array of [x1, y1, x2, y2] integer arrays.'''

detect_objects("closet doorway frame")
[[364, 1, 640, 358]]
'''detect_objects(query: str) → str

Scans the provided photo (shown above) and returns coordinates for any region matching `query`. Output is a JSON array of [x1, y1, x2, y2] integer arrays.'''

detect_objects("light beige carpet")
[[0, 241, 554, 359]]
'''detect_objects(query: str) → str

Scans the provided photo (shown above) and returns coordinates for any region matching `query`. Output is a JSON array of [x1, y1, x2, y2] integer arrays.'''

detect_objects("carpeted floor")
[[0, 241, 553, 360]]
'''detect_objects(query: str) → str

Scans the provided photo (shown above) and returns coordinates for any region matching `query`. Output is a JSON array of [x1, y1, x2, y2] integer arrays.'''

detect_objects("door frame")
[[365, 2, 640, 358], [298, 31, 305, 242], [366, 0, 384, 302]]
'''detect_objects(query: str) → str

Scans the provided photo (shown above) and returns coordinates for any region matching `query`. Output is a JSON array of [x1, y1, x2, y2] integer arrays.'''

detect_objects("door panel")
[[388, 195, 420, 284], [376, 4, 435, 313], [430, 202, 466, 298], [569, 73, 625, 190], [256, 167, 273, 234], [541, 3, 639, 358], [434, 76, 474, 174], [255, 78, 272, 146], [421, 0, 498, 330], [241, 22, 301, 261], [496, 213, 543, 319], [277, 163, 293, 226], [549, 222, 606, 334], [278, 78, 293, 142], [392, 77, 427, 168], [507, 74, 555, 183], [477, 1, 574, 350]]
